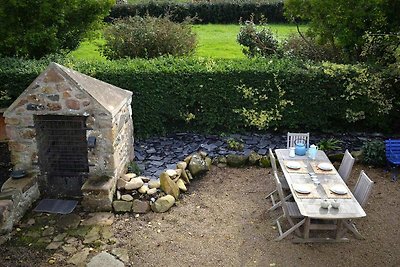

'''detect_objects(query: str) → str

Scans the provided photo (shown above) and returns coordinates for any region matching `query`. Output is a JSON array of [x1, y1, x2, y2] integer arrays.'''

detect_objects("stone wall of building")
[[4, 68, 114, 177], [112, 99, 134, 180]]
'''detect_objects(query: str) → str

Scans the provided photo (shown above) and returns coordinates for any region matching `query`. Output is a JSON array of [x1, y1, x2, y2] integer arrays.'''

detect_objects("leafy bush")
[[0, 57, 398, 138], [237, 20, 280, 58], [282, 35, 342, 62], [108, 1, 286, 24], [360, 32, 400, 66], [102, 15, 196, 59], [284, 0, 400, 62], [317, 138, 342, 152], [226, 138, 244, 151], [0, 0, 114, 59], [361, 140, 386, 166]]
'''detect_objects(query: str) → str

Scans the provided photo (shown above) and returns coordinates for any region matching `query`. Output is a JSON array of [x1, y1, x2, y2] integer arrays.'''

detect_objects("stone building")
[[2, 63, 134, 219]]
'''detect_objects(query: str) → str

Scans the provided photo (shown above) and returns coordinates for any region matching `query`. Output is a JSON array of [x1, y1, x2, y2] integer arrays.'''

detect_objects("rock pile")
[[112, 152, 212, 213]]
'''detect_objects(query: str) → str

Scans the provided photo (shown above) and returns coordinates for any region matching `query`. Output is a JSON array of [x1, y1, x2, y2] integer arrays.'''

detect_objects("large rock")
[[147, 188, 157, 195], [176, 161, 187, 170], [186, 170, 193, 180], [112, 201, 132, 213], [180, 169, 190, 184], [151, 195, 175, 213], [248, 151, 262, 165], [226, 154, 248, 167], [205, 157, 212, 170], [188, 153, 208, 177], [176, 179, 187, 192], [87, 252, 124, 267], [121, 194, 133, 201], [132, 199, 151, 214], [125, 178, 144, 190], [165, 169, 178, 177], [138, 185, 149, 194], [121, 173, 136, 181], [148, 180, 160, 189], [160, 172, 180, 199]]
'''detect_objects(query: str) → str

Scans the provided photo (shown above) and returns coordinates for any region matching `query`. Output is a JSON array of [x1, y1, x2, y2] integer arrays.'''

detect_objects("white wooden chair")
[[266, 148, 292, 211], [341, 170, 374, 239], [287, 132, 310, 148], [273, 172, 306, 241], [338, 149, 355, 183], [353, 170, 374, 207]]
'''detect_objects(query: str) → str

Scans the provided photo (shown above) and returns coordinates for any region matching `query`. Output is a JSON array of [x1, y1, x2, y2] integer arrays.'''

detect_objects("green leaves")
[[0, 57, 398, 137], [0, 0, 114, 58], [102, 15, 197, 59]]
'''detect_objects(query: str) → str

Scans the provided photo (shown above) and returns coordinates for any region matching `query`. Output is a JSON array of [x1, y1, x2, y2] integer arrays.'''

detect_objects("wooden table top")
[[275, 149, 366, 220]]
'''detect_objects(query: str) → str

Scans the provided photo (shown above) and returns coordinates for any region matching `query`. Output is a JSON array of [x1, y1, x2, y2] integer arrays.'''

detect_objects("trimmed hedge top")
[[0, 57, 398, 138], [107, 2, 286, 24]]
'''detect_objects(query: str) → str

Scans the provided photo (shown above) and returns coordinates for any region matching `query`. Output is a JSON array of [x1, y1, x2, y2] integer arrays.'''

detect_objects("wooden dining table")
[[275, 149, 366, 243]]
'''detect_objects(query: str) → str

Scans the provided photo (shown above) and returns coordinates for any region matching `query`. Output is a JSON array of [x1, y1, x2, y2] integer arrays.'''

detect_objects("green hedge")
[[0, 57, 398, 138], [107, 2, 286, 24]]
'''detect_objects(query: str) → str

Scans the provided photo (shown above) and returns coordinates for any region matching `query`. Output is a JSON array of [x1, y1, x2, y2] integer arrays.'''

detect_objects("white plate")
[[330, 185, 348, 195], [286, 161, 301, 170], [293, 184, 311, 194], [317, 162, 333, 171]]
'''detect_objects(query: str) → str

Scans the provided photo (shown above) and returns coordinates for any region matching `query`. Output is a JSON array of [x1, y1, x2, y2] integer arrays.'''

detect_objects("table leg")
[[303, 217, 311, 239], [336, 220, 344, 239]]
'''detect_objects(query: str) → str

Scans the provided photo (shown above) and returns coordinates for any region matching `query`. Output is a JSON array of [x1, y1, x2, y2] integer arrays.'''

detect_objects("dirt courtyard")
[[1, 164, 399, 266]]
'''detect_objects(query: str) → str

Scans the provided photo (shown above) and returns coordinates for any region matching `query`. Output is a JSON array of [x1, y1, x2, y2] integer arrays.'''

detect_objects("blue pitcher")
[[295, 142, 307, 156]]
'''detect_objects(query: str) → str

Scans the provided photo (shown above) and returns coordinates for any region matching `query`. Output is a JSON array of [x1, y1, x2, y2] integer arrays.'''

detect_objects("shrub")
[[102, 15, 197, 59], [237, 19, 280, 58], [0, 0, 114, 59], [360, 32, 400, 66], [226, 138, 244, 151], [282, 35, 342, 62], [107, 1, 286, 24], [361, 140, 386, 167], [317, 138, 342, 152], [0, 57, 398, 138], [284, 0, 400, 62]]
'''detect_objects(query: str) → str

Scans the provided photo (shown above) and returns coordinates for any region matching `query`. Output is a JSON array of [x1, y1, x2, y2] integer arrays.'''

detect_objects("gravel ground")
[[0, 164, 399, 266]]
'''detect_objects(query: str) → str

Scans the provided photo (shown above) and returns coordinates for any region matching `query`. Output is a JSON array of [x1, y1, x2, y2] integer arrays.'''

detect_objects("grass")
[[68, 23, 307, 60]]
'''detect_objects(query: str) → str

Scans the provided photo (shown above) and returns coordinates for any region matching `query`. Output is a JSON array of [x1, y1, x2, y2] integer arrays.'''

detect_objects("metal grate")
[[34, 115, 89, 197]]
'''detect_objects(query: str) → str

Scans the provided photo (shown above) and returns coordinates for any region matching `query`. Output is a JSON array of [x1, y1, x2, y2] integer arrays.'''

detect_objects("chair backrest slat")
[[269, 148, 277, 173], [385, 140, 400, 158], [287, 132, 310, 149], [353, 170, 374, 207], [338, 149, 355, 183]]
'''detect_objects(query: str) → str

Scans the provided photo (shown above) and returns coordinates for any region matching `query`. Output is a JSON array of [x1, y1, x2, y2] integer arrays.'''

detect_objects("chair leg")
[[275, 218, 306, 241], [392, 166, 398, 182], [343, 220, 365, 240], [266, 189, 277, 199], [268, 193, 293, 212]]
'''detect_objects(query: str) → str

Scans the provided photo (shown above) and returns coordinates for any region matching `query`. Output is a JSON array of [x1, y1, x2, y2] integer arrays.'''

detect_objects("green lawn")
[[68, 24, 307, 60]]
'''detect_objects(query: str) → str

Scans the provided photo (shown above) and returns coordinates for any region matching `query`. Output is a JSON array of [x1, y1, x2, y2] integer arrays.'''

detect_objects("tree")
[[284, 0, 399, 61], [0, 0, 114, 59]]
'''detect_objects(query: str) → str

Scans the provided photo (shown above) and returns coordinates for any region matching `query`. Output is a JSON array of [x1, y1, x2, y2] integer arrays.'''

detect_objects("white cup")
[[331, 200, 340, 209], [320, 199, 330, 209], [289, 147, 296, 158]]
